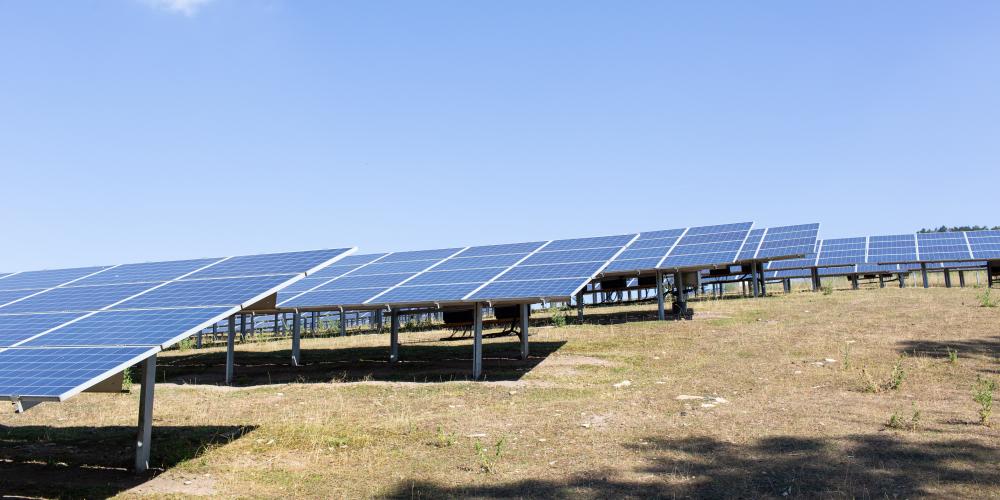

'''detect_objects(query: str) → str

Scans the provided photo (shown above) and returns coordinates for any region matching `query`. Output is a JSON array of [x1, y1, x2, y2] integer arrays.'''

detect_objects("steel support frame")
[[519, 303, 530, 360], [943, 269, 952, 288], [811, 267, 821, 292], [656, 270, 666, 320], [576, 291, 585, 322], [389, 310, 400, 363], [225, 315, 236, 385], [472, 303, 484, 379], [135, 354, 157, 473], [291, 310, 302, 367], [921, 263, 930, 289], [750, 263, 760, 298], [675, 272, 688, 319], [959, 270, 966, 288]]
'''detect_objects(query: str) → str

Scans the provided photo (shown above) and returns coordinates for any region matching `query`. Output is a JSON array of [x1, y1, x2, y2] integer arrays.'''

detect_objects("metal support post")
[[783, 279, 791, 294], [921, 263, 929, 289], [239, 314, 247, 342], [878, 275, 885, 288], [943, 269, 952, 288], [389, 310, 400, 363], [196, 330, 202, 349], [339, 311, 347, 337], [959, 270, 966, 288], [519, 303, 529, 360], [472, 303, 483, 379], [758, 263, 767, 296], [576, 291, 584, 322], [656, 270, 666, 320], [291, 310, 302, 367], [750, 263, 760, 298], [811, 267, 820, 292], [675, 272, 688, 319], [225, 315, 236, 385], [134, 354, 157, 473], [851, 275, 859, 290], [898, 273, 906, 288]]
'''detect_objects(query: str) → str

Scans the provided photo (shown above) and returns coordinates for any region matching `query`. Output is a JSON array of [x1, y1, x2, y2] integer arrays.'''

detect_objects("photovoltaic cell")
[[0, 313, 86, 347], [22, 307, 232, 348], [754, 224, 819, 260], [0, 267, 111, 291], [816, 237, 866, 267], [969, 230, 1000, 260], [0, 283, 155, 313], [868, 234, 917, 264]]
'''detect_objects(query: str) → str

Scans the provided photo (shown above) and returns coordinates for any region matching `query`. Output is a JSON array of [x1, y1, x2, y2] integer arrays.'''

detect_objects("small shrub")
[[549, 307, 566, 328], [947, 347, 958, 364], [973, 377, 997, 426], [474, 436, 506, 474], [122, 367, 133, 392], [822, 283, 834, 295], [886, 411, 905, 429], [177, 338, 194, 351], [977, 288, 997, 308], [860, 368, 880, 393], [432, 426, 455, 448], [886, 404, 921, 431], [888, 356, 906, 391], [842, 344, 851, 370]]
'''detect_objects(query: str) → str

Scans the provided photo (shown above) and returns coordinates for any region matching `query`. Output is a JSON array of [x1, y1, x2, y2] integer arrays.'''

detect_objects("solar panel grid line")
[[0, 265, 124, 310], [814, 240, 824, 267], [460, 240, 554, 301], [731, 224, 756, 263], [277, 253, 394, 307], [751, 227, 769, 260], [654, 227, 690, 268], [0, 272, 20, 283], [363, 247, 471, 305], [914, 234, 921, 261], [0, 257, 235, 351], [963, 231, 975, 259], [864, 236, 870, 263], [569, 233, 642, 298]]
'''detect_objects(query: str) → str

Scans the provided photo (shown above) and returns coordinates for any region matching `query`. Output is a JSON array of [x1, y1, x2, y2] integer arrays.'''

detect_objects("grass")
[[2, 287, 999, 498]]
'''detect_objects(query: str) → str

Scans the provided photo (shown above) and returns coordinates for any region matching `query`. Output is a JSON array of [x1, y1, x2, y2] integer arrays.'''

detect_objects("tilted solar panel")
[[968, 230, 1000, 260], [0, 247, 356, 401]]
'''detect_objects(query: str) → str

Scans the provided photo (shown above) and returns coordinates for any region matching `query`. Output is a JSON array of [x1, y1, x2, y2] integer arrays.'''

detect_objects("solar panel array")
[[280, 235, 639, 307], [0, 249, 355, 401]]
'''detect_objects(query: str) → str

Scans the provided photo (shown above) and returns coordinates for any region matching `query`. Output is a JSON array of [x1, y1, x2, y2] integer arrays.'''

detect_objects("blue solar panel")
[[754, 224, 819, 260], [916, 232, 974, 262], [352, 260, 445, 275], [520, 247, 621, 265], [457, 242, 546, 258], [317, 273, 417, 290], [500, 262, 599, 281], [543, 235, 634, 251], [378, 248, 464, 263], [0, 313, 85, 347], [736, 229, 765, 261], [0, 247, 356, 402], [868, 234, 917, 264], [371, 283, 482, 303], [817, 237, 866, 267], [187, 249, 353, 279], [0, 346, 157, 400], [969, 230, 1000, 260], [0, 289, 46, 307], [0, 283, 155, 313], [114, 275, 292, 309], [0, 266, 111, 291], [468, 278, 594, 300], [404, 268, 503, 286], [602, 257, 662, 273], [433, 254, 527, 271], [658, 223, 754, 270], [72, 258, 222, 286], [283, 288, 387, 308], [21, 307, 232, 348]]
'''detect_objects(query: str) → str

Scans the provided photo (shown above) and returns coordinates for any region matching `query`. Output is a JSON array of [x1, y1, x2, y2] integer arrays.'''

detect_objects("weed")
[[860, 356, 906, 393], [474, 436, 506, 474], [885, 404, 921, 431], [121, 367, 133, 392], [977, 288, 997, 308], [177, 338, 194, 351], [432, 426, 455, 448], [886, 411, 905, 430], [822, 283, 834, 295], [973, 377, 996, 426], [888, 356, 906, 391], [947, 347, 958, 364], [842, 344, 851, 370], [549, 307, 567, 328]]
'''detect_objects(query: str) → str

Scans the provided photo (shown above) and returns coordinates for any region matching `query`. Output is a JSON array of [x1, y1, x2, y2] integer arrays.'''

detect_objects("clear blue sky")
[[2, 1, 998, 270]]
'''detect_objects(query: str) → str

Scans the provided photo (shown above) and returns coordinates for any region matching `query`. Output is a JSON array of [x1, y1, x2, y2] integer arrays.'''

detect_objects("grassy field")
[[2, 286, 999, 498]]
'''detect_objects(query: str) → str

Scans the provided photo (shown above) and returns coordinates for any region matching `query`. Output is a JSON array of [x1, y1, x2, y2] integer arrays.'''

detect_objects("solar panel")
[[735, 229, 765, 261], [753, 224, 820, 260], [916, 232, 974, 262], [659, 222, 754, 269], [817, 237, 867, 267], [867, 234, 917, 264], [0, 247, 355, 401], [968, 230, 1000, 260]]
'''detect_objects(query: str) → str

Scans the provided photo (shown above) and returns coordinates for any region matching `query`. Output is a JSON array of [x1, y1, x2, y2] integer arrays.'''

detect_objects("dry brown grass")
[[1, 287, 999, 498]]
